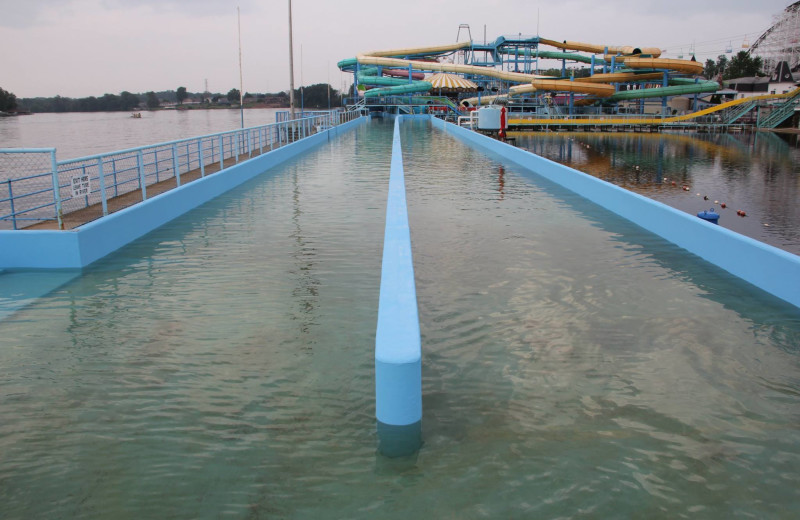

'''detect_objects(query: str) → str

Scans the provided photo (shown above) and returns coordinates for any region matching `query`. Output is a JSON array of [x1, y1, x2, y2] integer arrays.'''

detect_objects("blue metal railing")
[[1, 109, 362, 229]]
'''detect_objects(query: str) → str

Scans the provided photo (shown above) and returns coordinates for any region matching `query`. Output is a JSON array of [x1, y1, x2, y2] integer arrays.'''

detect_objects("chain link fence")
[[0, 149, 59, 230]]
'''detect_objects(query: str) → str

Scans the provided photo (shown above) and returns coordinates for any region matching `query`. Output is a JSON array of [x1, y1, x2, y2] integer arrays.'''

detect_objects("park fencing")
[[1, 109, 361, 230]]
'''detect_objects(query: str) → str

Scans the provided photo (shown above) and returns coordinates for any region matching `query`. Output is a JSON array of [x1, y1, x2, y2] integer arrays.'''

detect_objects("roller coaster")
[[338, 33, 800, 130]]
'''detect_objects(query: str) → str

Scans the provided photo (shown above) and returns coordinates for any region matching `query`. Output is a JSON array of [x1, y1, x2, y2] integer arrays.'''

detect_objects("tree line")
[[703, 51, 765, 81], [2, 85, 344, 113]]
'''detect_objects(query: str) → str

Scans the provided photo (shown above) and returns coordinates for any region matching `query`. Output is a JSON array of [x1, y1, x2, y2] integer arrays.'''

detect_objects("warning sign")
[[71, 174, 91, 197]]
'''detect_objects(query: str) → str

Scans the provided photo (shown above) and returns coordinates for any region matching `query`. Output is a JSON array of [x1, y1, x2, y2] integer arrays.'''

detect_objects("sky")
[[0, 0, 795, 98]]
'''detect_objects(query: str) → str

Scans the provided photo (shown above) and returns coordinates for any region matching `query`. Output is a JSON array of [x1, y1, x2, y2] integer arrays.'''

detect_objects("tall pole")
[[238, 6, 244, 128], [288, 0, 296, 119]]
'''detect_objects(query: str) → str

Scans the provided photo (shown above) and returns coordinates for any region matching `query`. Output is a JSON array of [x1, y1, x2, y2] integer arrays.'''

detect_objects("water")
[[0, 109, 284, 162], [512, 131, 800, 255], [1, 119, 799, 518]]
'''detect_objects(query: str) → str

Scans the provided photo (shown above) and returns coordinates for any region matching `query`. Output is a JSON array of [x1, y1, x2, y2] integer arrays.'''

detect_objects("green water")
[[0, 119, 799, 518]]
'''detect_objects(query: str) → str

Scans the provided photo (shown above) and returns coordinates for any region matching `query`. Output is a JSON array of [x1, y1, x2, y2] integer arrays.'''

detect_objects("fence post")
[[199, 139, 205, 177], [50, 150, 63, 229], [137, 150, 147, 201], [172, 144, 180, 187], [219, 135, 224, 172], [154, 150, 161, 183], [258, 128, 263, 154], [234, 133, 239, 164], [97, 158, 108, 216], [7, 180, 16, 230], [111, 157, 119, 197]]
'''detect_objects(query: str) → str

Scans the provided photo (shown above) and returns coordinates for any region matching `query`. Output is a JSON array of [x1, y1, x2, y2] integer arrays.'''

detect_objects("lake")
[[512, 131, 800, 255], [0, 108, 285, 160]]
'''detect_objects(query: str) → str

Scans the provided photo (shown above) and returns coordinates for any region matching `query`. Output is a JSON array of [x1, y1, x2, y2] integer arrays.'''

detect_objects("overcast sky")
[[0, 0, 794, 98]]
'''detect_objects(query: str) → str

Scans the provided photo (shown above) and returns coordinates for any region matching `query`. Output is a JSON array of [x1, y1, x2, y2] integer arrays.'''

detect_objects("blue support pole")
[[662, 71, 669, 116], [199, 139, 205, 177], [172, 144, 181, 187]]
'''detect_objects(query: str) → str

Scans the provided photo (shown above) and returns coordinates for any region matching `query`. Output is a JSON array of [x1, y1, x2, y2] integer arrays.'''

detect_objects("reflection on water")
[[513, 131, 800, 255], [0, 120, 799, 519]]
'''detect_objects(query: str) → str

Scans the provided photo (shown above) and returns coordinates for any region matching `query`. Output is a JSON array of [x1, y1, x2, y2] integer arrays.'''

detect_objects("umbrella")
[[426, 73, 478, 93]]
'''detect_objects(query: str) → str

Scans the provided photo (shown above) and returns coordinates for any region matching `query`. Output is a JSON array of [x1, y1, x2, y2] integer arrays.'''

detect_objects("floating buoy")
[[682, 185, 690, 191], [714, 200, 719, 204], [703, 195, 709, 200], [764, 223, 770, 227], [671, 181, 676, 186], [697, 208, 720, 225], [720, 202, 727, 208], [736, 210, 747, 217]]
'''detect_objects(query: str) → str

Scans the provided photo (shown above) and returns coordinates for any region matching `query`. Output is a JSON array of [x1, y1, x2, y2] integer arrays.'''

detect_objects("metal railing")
[[1, 110, 362, 230]]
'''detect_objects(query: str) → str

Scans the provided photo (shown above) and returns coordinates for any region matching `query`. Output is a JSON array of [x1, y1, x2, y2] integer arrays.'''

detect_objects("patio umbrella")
[[426, 73, 478, 94]]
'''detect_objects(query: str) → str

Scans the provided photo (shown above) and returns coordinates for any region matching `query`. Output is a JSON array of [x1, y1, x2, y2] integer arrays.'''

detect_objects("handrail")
[[1, 110, 362, 230]]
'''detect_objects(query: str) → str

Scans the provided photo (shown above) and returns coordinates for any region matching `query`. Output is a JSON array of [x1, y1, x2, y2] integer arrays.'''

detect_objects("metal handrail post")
[[7, 180, 17, 230], [97, 158, 108, 216], [219, 135, 224, 172], [199, 139, 205, 177], [50, 150, 63, 229], [172, 144, 181, 187], [137, 150, 147, 201], [234, 133, 239, 164]]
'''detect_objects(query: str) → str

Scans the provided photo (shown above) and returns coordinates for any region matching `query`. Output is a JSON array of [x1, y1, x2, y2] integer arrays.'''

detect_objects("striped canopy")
[[426, 73, 478, 92]]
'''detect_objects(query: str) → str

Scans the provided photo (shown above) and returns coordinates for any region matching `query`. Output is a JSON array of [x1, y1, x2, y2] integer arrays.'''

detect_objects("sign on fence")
[[71, 174, 90, 197]]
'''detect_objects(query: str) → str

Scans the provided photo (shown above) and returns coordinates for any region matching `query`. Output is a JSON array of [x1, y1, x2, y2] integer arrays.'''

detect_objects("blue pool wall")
[[375, 116, 422, 428], [0, 117, 366, 270], [431, 116, 800, 310]]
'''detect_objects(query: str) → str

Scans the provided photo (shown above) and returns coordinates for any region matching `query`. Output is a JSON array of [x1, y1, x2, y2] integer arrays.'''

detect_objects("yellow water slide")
[[623, 57, 705, 75], [511, 80, 616, 97], [537, 38, 662, 57], [356, 55, 551, 83]]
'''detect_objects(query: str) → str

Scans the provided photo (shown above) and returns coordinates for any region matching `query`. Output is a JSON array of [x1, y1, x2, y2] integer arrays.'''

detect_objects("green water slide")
[[499, 49, 594, 64], [357, 72, 414, 87], [363, 82, 433, 97], [608, 80, 719, 101]]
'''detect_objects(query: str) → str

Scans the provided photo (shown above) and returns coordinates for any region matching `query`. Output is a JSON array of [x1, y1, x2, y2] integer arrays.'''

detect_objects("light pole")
[[288, 0, 296, 119]]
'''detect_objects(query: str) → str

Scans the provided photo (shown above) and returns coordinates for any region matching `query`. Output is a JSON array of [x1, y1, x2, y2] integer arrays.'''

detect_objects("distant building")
[[725, 61, 799, 99]]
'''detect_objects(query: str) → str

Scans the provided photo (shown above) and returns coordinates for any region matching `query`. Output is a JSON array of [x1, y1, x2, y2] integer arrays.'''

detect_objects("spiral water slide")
[[345, 38, 712, 101]]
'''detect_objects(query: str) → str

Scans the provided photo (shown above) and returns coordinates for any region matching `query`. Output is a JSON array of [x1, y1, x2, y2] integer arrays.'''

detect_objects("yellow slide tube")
[[623, 57, 704, 75], [578, 71, 664, 83], [510, 80, 616, 97], [356, 55, 550, 84], [362, 41, 471, 58], [538, 38, 662, 58]]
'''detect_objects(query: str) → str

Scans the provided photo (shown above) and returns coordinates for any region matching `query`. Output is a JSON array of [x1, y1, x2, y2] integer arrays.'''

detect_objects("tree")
[[146, 91, 160, 109], [724, 51, 763, 80], [119, 91, 140, 111], [0, 87, 17, 112], [227, 88, 240, 103], [292, 83, 342, 108], [704, 55, 729, 80], [176, 86, 188, 105]]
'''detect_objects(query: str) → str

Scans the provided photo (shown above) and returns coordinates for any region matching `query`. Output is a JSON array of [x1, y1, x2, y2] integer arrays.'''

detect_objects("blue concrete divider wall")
[[431, 117, 800, 309], [375, 116, 422, 430], [0, 117, 366, 270]]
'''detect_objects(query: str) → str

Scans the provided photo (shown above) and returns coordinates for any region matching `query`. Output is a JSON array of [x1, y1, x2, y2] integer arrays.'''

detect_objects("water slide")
[[343, 37, 713, 104], [537, 38, 662, 58]]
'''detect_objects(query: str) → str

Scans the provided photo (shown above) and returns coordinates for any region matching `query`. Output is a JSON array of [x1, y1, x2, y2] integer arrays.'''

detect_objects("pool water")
[[512, 131, 800, 255], [1, 119, 799, 518]]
